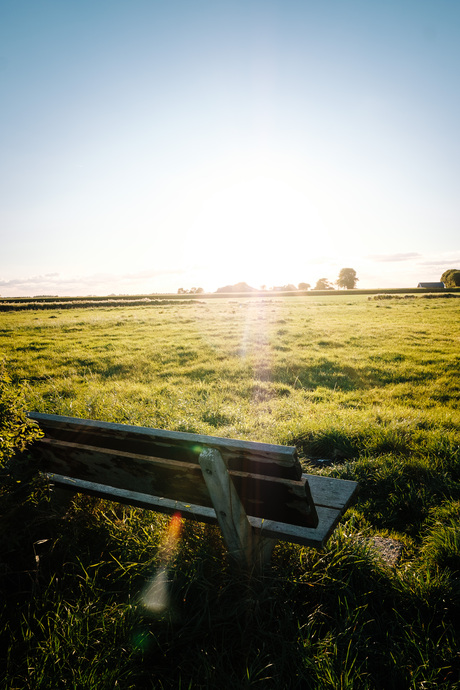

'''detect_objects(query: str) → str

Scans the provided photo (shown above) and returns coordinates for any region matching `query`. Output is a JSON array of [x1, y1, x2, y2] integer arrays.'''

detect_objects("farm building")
[[417, 282, 445, 289]]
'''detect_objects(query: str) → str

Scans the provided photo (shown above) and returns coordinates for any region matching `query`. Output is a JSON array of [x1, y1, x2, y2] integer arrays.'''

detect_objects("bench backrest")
[[28, 413, 319, 529]]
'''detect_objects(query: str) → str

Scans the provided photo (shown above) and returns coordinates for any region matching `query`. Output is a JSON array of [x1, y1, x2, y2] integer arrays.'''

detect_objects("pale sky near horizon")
[[1, 0, 459, 296]]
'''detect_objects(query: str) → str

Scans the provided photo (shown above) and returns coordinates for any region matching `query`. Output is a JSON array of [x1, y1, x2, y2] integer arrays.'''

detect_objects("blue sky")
[[1, 0, 459, 296]]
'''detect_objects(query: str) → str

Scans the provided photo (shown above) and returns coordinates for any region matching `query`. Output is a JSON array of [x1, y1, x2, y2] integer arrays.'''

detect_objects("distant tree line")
[[309, 268, 359, 291], [177, 287, 204, 294], [180, 268, 360, 294]]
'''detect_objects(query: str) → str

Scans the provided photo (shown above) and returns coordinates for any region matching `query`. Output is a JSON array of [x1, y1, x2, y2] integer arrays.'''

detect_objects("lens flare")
[[140, 512, 183, 614]]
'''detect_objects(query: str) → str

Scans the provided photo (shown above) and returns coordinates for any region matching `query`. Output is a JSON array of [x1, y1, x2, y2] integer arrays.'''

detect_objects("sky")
[[1, 0, 459, 296]]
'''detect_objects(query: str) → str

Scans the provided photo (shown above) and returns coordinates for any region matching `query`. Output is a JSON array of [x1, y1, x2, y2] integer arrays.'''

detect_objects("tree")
[[336, 268, 358, 289], [272, 284, 298, 292], [298, 282, 311, 291], [440, 269, 460, 288], [178, 286, 204, 294], [313, 278, 334, 290]]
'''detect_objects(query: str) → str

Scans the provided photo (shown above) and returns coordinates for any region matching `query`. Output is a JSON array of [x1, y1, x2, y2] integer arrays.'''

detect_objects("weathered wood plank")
[[33, 437, 318, 526], [250, 506, 345, 548], [44, 472, 219, 522], [306, 474, 358, 511], [29, 412, 302, 479], [231, 469, 318, 527]]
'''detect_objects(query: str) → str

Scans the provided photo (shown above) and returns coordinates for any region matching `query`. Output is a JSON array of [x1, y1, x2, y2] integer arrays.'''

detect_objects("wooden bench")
[[28, 412, 358, 570]]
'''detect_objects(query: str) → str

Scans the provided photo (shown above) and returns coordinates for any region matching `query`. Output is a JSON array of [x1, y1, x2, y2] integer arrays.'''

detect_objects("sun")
[[181, 155, 332, 289]]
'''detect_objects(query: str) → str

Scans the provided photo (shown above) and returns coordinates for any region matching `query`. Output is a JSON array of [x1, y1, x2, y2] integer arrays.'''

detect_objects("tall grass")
[[1, 295, 459, 688]]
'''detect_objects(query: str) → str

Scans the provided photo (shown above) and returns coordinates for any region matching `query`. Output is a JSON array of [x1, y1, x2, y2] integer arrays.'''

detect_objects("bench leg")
[[199, 448, 255, 569], [251, 532, 277, 569], [199, 448, 276, 571], [48, 483, 75, 513]]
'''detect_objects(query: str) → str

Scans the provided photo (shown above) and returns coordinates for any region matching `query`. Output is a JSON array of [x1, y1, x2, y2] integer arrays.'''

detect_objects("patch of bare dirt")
[[371, 537, 404, 567]]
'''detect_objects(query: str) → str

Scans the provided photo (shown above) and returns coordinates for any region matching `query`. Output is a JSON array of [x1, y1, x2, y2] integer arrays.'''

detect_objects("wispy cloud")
[[0, 268, 188, 297], [418, 258, 460, 268], [366, 253, 422, 263], [0, 274, 64, 289]]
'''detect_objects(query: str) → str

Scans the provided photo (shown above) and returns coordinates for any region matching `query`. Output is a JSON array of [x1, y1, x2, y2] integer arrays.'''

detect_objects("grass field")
[[1, 294, 459, 688]]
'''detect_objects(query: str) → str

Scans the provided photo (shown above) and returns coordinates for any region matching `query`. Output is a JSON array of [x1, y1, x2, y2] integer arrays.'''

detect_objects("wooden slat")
[[45, 472, 219, 522], [305, 474, 358, 510], [231, 469, 317, 527], [33, 437, 318, 526], [28, 412, 302, 480], [45, 473, 348, 548], [250, 506, 345, 548]]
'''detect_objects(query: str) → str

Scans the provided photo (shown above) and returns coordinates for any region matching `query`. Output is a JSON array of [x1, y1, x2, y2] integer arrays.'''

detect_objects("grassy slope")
[[0, 295, 459, 689]]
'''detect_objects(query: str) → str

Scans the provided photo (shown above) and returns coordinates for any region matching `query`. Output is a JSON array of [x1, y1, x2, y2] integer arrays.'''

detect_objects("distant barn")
[[417, 282, 445, 289]]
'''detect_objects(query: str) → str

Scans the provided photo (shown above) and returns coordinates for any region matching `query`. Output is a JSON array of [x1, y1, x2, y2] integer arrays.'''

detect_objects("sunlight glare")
[[183, 156, 332, 289]]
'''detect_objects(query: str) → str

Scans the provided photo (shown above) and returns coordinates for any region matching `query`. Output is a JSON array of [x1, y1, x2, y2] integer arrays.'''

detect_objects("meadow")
[[1, 294, 459, 688]]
